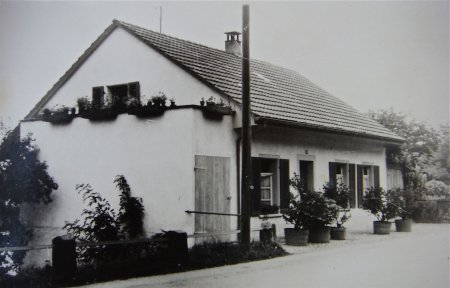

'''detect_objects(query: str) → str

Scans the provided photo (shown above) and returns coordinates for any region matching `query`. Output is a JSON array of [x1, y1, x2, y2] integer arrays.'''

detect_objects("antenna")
[[154, 6, 162, 33], [159, 6, 162, 33]]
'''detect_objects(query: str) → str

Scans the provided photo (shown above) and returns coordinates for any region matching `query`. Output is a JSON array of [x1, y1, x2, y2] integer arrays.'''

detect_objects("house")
[[20, 20, 403, 263]]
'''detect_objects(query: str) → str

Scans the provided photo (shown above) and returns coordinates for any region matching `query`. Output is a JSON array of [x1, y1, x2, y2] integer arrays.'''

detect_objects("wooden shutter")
[[329, 162, 337, 187], [251, 157, 261, 216], [128, 82, 140, 103], [279, 159, 290, 210], [194, 156, 230, 238], [357, 165, 363, 208], [373, 165, 380, 188], [92, 86, 104, 110], [348, 164, 356, 208]]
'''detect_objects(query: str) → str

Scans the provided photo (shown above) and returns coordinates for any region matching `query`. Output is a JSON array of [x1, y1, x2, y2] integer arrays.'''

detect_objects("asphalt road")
[[83, 224, 449, 288]]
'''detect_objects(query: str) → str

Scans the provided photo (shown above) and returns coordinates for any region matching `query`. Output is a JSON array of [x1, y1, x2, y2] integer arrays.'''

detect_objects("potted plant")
[[388, 188, 414, 232], [201, 96, 233, 120], [283, 174, 339, 245], [42, 106, 75, 124], [77, 96, 91, 114], [323, 183, 352, 240], [362, 187, 397, 234]]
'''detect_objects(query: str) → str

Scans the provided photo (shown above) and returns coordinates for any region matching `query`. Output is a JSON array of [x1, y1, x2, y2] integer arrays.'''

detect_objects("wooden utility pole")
[[240, 4, 251, 248]]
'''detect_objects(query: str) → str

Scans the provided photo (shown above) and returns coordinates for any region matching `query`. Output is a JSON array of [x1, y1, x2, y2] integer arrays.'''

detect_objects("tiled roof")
[[116, 20, 402, 142], [26, 20, 403, 143]]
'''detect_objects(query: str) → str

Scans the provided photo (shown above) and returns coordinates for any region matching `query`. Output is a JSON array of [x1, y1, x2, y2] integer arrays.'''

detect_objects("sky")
[[0, 0, 448, 129]]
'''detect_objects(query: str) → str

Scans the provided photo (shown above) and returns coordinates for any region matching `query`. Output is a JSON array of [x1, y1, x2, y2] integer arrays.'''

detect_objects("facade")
[[20, 20, 403, 263]]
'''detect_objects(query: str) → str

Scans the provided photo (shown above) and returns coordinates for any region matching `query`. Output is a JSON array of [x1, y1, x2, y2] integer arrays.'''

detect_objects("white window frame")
[[260, 172, 273, 206]]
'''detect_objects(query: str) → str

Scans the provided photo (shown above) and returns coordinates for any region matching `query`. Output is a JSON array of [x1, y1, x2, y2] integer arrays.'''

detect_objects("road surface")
[[83, 224, 449, 288]]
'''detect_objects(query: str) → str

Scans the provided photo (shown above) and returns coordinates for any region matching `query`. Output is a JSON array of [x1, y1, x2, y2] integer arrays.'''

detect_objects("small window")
[[106, 82, 141, 110], [335, 163, 348, 186], [260, 173, 273, 206]]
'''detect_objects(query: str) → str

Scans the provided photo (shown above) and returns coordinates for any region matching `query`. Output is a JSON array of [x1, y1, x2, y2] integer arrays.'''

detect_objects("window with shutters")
[[251, 157, 290, 216]]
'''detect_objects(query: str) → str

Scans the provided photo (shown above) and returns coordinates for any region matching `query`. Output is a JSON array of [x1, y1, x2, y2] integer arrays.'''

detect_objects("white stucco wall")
[[249, 127, 389, 239], [21, 109, 239, 265], [43, 27, 228, 110]]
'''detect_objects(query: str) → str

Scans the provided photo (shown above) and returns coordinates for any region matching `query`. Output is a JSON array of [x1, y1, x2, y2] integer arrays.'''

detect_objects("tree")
[[369, 109, 441, 189], [0, 125, 58, 276], [64, 175, 145, 265]]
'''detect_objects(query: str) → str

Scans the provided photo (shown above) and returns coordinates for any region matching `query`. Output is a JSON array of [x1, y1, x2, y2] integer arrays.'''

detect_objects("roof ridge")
[[114, 19, 244, 60]]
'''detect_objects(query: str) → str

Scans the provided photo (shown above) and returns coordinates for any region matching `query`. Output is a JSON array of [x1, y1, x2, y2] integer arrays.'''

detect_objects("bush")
[[362, 187, 397, 221], [283, 174, 339, 229], [63, 175, 145, 265], [188, 241, 287, 269]]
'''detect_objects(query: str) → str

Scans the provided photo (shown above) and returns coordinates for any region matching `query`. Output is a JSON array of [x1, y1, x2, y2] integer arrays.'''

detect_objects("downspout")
[[236, 136, 242, 229]]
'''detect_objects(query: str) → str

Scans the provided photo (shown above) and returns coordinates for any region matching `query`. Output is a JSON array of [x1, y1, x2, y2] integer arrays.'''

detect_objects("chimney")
[[224, 31, 242, 56]]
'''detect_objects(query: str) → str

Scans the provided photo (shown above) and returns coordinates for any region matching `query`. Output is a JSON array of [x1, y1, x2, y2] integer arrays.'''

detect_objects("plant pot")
[[128, 106, 166, 118], [373, 221, 392, 235], [395, 219, 412, 232], [330, 227, 346, 240], [284, 228, 309, 246], [308, 227, 331, 243]]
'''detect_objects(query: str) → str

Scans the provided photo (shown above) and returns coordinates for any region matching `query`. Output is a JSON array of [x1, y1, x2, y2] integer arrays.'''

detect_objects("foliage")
[[188, 241, 287, 269], [387, 188, 417, 219], [260, 204, 279, 215], [323, 182, 352, 227], [77, 97, 91, 112], [362, 187, 397, 222], [63, 175, 146, 265], [115, 175, 145, 239], [369, 109, 441, 189], [425, 126, 450, 185], [283, 174, 339, 229], [63, 184, 121, 264], [424, 180, 449, 199], [0, 125, 58, 276], [149, 92, 167, 107]]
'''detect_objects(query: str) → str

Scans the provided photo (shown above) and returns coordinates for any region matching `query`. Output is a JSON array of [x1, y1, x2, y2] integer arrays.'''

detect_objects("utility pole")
[[240, 4, 251, 249]]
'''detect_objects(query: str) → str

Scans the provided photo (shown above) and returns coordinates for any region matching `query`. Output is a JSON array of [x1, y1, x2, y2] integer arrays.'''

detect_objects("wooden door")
[[194, 155, 231, 241]]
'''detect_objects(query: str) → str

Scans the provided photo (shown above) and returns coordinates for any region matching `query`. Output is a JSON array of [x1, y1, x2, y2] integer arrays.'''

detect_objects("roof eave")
[[254, 116, 405, 145]]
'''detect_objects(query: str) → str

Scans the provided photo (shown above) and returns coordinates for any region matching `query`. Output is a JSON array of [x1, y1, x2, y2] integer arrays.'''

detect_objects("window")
[[99, 82, 140, 110], [299, 160, 314, 191], [336, 164, 347, 186], [329, 162, 356, 208], [251, 157, 290, 215], [260, 173, 273, 206], [357, 165, 380, 208]]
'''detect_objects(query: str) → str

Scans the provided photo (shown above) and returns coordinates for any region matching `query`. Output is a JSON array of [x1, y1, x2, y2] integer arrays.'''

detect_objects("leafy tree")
[[369, 109, 441, 189], [64, 175, 145, 265], [425, 126, 450, 185], [0, 125, 58, 276], [64, 184, 121, 264]]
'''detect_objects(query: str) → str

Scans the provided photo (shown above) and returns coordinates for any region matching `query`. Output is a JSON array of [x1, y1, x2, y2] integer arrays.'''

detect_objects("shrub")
[[323, 183, 352, 227], [283, 174, 339, 230], [0, 127, 57, 276], [188, 241, 287, 269], [63, 175, 145, 265], [362, 187, 397, 221]]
